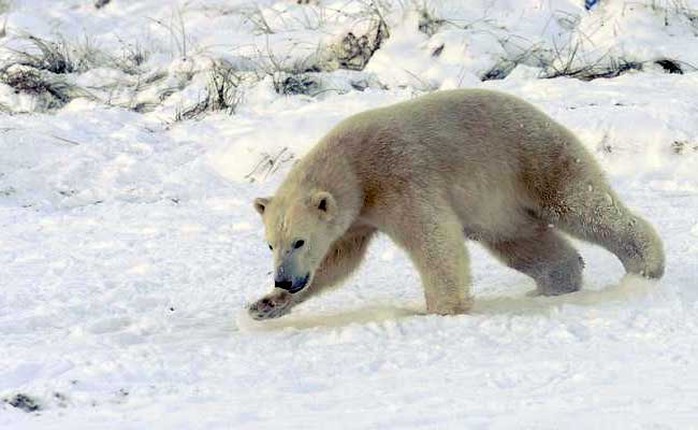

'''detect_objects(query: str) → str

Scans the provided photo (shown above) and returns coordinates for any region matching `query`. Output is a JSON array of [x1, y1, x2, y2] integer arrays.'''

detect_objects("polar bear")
[[248, 89, 664, 320]]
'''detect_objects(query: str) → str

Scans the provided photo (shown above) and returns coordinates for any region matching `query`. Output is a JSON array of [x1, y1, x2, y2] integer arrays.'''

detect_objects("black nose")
[[275, 280, 293, 291]]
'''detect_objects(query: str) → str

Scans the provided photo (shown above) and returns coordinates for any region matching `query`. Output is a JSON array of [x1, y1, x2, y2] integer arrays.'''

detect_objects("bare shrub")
[[543, 51, 644, 81], [508, 38, 645, 81], [333, 2, 390, 71], [251, 47, 323, 96], [245, 147, 295, 183], [240, 6, 275, 35], [273, 73, 318, 95], [0, 65, 87, 110], [175, 61, 243, 121], [417, 5, 446, 36], [148, 9, 190, 58], [481, 59, 519, 81], [5, 34, 128, 75], [112, 40, 150, 75], [10, 35, 77, 74]]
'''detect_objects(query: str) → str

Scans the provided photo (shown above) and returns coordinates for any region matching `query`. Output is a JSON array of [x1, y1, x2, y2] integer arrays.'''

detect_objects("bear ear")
[[311, 191, 336, 220], [254, 197, 271, 216]]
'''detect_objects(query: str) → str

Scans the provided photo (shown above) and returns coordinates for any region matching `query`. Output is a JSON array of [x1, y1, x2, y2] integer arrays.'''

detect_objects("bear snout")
[[274, 273, 310, 293]]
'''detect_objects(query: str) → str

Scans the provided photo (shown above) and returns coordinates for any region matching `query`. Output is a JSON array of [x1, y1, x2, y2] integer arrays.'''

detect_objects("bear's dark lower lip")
[[288, 273, 310, 294]]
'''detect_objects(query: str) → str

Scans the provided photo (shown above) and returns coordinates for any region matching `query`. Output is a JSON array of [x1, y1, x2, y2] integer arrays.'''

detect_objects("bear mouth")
[[288, 273, 310, 294]]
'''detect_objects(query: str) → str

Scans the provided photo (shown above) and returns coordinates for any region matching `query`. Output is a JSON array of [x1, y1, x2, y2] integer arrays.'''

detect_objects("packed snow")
[[1, 0, 697, 428]]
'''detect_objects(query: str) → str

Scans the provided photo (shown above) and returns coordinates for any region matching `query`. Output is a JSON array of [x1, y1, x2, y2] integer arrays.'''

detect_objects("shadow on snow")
[[237, 275, 669, 332]]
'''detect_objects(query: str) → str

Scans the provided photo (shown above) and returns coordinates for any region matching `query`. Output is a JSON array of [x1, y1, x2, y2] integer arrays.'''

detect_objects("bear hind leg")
[[546, 184, 665, 279], [484, 229, 584, 296]]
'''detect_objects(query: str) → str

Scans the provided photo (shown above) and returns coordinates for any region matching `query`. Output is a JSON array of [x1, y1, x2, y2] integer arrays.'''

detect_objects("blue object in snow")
[[585, 0, 599, 10]]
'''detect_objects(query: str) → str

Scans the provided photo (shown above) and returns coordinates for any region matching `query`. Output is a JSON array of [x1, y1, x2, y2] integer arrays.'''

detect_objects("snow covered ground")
[[1, 0, 697, 428]]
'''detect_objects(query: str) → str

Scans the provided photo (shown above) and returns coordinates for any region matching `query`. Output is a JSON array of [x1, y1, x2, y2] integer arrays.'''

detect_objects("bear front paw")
[[247, 290, 294, 320]]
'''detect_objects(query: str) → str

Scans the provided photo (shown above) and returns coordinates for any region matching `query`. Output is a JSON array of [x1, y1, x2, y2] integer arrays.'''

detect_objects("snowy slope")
[[1, 1, 697, 429]]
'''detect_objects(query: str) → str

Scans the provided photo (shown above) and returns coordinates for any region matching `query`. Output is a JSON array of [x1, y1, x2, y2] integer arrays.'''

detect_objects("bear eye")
[[268, 243, 273, 251], [293, 239, 305, 249]]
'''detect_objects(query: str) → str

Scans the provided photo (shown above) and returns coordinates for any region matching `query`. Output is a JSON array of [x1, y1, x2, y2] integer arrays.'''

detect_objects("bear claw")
[[247, 291, 294, 320]]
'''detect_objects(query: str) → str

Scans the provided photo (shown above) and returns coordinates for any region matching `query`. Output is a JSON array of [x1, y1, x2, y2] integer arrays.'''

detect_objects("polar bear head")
[[254, 190, 339, 294]]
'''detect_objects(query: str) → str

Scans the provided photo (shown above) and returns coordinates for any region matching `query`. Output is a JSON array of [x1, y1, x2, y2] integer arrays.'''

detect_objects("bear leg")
[[549, 185, 665, 280], [387, 206, 472, 315], [304, 224, 376, 295], [484, 229, 584, 296]]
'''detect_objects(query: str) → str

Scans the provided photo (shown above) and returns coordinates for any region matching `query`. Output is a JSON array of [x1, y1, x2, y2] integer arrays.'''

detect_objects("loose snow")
[[0, 0, 697, 429]]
